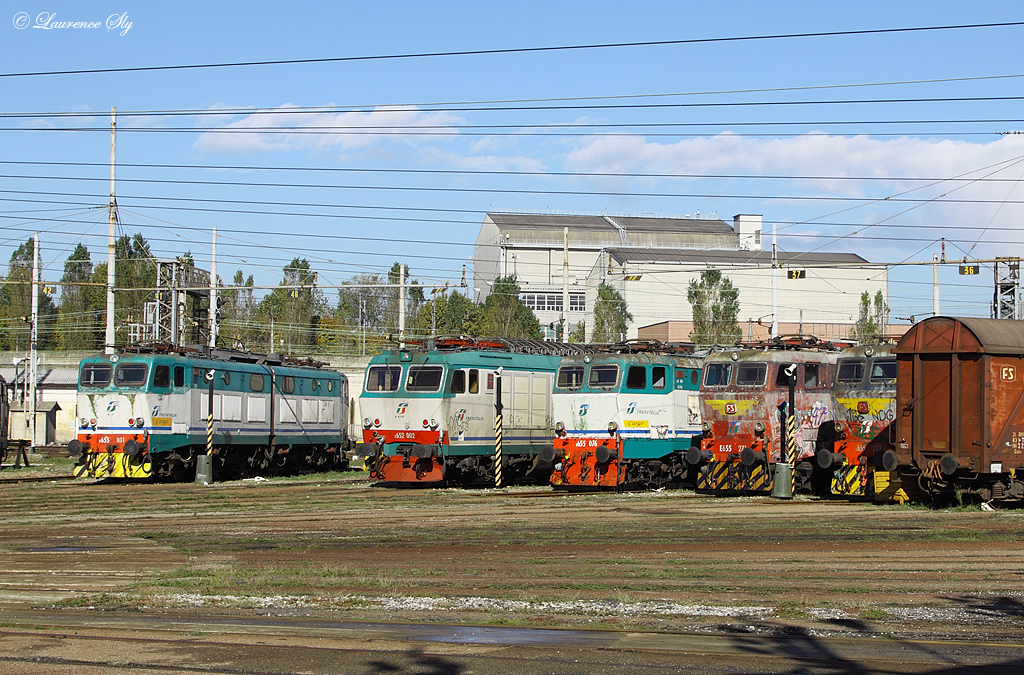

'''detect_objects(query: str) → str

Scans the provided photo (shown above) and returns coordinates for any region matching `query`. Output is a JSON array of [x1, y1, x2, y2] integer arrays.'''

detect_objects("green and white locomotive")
[[71, 346, 350, 479]]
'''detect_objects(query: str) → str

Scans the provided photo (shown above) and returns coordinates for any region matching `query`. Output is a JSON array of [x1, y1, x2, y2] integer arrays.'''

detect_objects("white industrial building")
[[473, 212, 887, 342]]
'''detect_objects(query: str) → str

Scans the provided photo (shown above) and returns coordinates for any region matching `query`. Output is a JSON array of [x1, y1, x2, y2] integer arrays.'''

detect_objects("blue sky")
[[2, 1, 1024, 323]]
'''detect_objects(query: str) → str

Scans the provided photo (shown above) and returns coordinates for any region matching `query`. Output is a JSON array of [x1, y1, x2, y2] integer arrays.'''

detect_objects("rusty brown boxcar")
[[894, 316, 1024, 503]]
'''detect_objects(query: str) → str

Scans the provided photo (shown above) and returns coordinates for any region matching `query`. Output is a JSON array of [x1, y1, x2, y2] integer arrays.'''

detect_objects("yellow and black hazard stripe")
[[832, 464, 866, 496], [747, 462, 772, 492]]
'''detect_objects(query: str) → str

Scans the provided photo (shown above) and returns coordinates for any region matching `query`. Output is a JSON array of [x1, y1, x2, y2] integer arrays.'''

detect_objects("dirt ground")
[[1, 459, 1023, 644]]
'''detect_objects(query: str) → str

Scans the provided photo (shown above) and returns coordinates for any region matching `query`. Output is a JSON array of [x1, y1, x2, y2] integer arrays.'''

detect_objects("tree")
[[854, 290, 888, 343], [412, 290, 482, 337], [56, 244, 102, 351], [687, 270, 741, 347], [592, 282, 633, 343], [479, 274, 542, 339], [256, 258, 327, 354], [0, 238, 57, 351], [219, 269, 257, 350]]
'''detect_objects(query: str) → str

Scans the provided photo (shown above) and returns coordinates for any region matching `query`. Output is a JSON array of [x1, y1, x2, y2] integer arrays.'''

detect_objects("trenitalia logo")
[[627, 402, 636, 414], [106, 401, 118, 413], [579, 404, 589, 416], [396, 403, 408, 415]]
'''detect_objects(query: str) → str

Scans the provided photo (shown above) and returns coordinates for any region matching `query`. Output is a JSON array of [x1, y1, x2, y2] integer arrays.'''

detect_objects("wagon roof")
[[893, 316, 1024, 355]]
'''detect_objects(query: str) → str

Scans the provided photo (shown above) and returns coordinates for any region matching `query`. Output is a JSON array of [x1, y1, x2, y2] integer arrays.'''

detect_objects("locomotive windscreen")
[[80, 363, 112, 387]]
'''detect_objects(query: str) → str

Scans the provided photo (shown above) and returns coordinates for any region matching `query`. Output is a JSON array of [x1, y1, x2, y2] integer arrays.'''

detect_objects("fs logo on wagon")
[[396, 403, 408, 415]]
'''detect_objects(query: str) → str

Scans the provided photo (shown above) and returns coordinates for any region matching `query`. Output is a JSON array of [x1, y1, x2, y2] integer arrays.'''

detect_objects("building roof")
[[486, 212, 734, 235], [606, 247, 870, 266], [0, 367, 79, 388]]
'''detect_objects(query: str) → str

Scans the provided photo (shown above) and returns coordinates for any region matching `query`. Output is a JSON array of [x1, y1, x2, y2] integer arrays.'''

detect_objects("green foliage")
[[592, 283, 632, 343], [412, 290, 482, 337], [854, 290, 888, 343], [256, 258, 327, 354], [479, 274, 542, 339], [568, 320, 586, 343], [0, 238, 57, 350], [219, 269, 257, 350], [56, 244, 101, 351], [687, 270, 741, 347]]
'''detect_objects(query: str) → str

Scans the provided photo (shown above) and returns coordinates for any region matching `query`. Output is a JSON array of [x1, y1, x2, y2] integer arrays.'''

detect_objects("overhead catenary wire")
[[2, 20, 1021, 79]]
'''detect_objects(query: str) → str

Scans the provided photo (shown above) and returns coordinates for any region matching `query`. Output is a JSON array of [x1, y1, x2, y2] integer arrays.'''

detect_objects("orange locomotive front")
[[697, 342, 838, 494]]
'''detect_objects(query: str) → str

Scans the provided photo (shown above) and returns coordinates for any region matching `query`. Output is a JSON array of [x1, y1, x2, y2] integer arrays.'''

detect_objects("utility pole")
[[30, 232, 38, 448], [104, 107, 117, 354], [771, 222, 778, 338], [398, 264, 406, 348], [933, 254, 940, 316], [562, 227, 569, 341], [209, 226, 217, 348]]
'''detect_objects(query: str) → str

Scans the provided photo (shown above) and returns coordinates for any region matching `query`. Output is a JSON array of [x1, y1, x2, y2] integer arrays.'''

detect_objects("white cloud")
[[192, 105, 464, 155], [564, 133, 1024, 257], [422, 147, 546, 172]]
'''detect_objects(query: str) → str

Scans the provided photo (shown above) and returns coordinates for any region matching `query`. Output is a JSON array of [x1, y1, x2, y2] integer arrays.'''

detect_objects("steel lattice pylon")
[[993, 257, 1021, 320]]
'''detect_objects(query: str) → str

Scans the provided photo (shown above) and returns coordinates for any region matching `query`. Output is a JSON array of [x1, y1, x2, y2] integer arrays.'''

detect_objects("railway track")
[[0, 474, 75, 485]]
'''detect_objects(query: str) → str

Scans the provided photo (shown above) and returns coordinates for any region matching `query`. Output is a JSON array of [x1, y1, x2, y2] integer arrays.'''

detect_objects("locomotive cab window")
[[556, 365, 585, 390], [736, 363, 767, 387], [250, 373, 265, 392], [804, 364, 820, 388], [468, 369, 479, 394], [366, 366, 401, 392], [703, 363, 732, 387], [836, 360, 865, 384], [870, 359, 897, 382], [153, 365, 170, 388], [626, 365, 647, 390], [450, 369, 466, 394], [652, 366, 667, 390], [114, 364, 148, 387], [173, 366, 184, 387], [282, 376, 295, 394], [406, 365, 444, 392], [588, 364, 619, 389], [81, 363, 112, 388], [774, 363, 797, 388]]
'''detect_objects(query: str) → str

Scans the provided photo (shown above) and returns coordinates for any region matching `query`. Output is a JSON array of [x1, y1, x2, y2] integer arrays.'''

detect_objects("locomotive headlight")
[[373, 419, 381, 427], [429, 418, 438, 430], [555, 421, 565, 436], [89, 418, 97, 427], [363, 417, 372, 429], [79, 417, 88, 427], [754, 422, 766, 434], [701, 421, 712, 432], [135, 417, 145, 428], [607, 421, 618, 434], [422, 419, 430, 428]]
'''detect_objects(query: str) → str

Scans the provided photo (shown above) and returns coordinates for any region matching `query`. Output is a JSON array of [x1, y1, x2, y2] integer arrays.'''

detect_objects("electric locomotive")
[[548, 341, 703, 489], [70, 345, 351, 480], [815, 344, 908, 501], [358, 337, 584, 486], [695, 338, 838, 494]]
